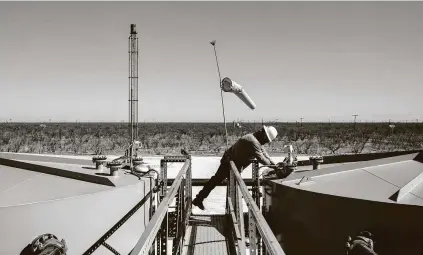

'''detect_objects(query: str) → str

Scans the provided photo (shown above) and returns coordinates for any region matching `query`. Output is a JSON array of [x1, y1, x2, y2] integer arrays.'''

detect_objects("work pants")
[[196, 160, 233, 200]]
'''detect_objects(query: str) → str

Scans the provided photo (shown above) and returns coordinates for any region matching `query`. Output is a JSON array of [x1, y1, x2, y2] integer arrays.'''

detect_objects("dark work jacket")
[[221, 134, 275, 170]]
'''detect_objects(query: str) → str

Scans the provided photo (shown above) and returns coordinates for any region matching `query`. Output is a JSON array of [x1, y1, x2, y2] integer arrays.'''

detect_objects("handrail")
[[228, 160, 286, 255], [130, 159, 191, 255]]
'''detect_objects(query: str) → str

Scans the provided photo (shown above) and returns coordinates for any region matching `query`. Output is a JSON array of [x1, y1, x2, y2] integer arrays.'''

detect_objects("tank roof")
[[0, 154, 150, 207], [275, 152, 423, 207]]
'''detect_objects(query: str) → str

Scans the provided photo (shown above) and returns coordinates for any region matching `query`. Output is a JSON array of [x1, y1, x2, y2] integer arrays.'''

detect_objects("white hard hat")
[[263, 125, 278, 142]]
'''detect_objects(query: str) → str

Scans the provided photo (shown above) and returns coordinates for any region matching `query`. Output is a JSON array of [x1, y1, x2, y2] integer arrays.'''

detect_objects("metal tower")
[[128, 24, 139, 162]]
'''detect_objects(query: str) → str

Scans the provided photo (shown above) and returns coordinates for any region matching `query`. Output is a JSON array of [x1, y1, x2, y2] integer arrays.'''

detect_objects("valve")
[[30, 233, 67, 255], [153, 180, 164, 193], [261, 161, 297, 180]]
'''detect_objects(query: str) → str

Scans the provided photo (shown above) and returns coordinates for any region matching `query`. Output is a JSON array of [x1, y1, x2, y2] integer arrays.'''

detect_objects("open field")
[[1, 122, 423, 157]]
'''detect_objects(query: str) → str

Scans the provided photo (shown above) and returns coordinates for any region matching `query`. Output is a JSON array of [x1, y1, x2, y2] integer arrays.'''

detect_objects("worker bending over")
[[193, 125, 291, 210]]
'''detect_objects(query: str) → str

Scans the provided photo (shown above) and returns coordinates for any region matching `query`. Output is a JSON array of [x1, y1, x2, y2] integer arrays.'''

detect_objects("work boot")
[[192, 197, 205, 210]]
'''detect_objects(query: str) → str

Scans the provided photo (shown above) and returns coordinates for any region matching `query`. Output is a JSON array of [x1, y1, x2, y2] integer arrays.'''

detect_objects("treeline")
[[0, 122, 422, 156]]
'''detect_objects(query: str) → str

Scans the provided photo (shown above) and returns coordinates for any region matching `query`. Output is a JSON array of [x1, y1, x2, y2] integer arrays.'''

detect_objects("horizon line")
[[1, 121, 421, 124]]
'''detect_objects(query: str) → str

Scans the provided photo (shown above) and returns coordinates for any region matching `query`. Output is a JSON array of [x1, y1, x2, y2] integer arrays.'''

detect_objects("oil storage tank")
[[0, 153, 155, 255], [263, 152, 423, 255]]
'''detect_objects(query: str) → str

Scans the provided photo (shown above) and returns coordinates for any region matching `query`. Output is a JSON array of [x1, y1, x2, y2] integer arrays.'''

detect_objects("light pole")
[[210, 40, 229, 149], [389, 124, 395, 136], [352, 114, 358, 132]]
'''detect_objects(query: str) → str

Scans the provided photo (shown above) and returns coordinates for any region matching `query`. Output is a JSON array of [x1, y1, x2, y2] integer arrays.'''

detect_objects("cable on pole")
[[211, 40, 229, 150]]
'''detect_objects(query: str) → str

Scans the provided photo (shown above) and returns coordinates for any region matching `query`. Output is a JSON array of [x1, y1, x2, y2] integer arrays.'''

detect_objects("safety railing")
[[130, 155, 192, 255], [226, 160, 286, 255]]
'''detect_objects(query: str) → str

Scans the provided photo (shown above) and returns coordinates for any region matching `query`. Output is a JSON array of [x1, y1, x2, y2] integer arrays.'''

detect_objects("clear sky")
[[0, 1, 422, 123]]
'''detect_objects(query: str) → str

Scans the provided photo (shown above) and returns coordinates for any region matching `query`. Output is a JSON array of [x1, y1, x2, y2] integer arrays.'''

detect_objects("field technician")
[[193, 125, 290, 210]]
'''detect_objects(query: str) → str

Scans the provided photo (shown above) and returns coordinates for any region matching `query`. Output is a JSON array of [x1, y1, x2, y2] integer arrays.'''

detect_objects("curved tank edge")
[[263, 181, 423, 255]]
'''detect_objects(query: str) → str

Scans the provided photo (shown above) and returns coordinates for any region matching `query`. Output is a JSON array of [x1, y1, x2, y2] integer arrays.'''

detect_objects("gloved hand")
[[276, 162, 285, 169], [262, 168, 273, 176]]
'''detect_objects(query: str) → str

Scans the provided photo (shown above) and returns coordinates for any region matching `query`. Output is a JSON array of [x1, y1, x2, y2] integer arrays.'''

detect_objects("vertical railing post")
[[234, 172, 239, 218], [225, 175, 230, 216], [156, 160, 164, 255], [149, 177, 157, 255], [228, 165, 236, 215], [226, 163, 235, 249], [261, 173, 267, 255], [227, 162, 248, 255], [160, 160, 167, 202], [237, 185, 246, 252], [159, 159, 168, 255], [171, 185, 180, 254], [159, 212, 168, 255], [172, 169, 186, 255], [186, 155, 192, 219], [181, 176, 186, 254], [251, 160, 259, 205], [249, 160, 259, 255], [156, 224, 161, 255], [248, 209, 258, 255]]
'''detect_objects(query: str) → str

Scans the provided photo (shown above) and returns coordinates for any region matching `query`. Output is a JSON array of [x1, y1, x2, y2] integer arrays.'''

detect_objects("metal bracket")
[[103, 242, 120, 255], [83, 190, 154, 255]]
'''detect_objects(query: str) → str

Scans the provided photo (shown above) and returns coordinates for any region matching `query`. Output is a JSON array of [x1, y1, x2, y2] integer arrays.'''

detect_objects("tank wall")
[[265, 182, 423, 255], [0, 180, 152, 255]]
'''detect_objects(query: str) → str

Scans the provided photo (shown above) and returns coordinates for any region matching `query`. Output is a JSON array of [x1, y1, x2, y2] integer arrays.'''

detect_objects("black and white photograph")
[[0, 1, 422, 255]]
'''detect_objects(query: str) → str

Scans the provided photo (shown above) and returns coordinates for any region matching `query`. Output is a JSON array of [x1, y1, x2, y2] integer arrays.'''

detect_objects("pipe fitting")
[[309, 156, 323, 170], [107, 160, 122, 177], [132, 157, 144, 166], [110, 167, 119, 176], [96, 161, 105, 171], [92, 156, 108, 172], [133, 157, 149, 172]]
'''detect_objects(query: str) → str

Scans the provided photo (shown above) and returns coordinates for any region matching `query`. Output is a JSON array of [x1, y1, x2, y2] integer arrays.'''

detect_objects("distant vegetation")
[[0, 122, 422, 156]]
